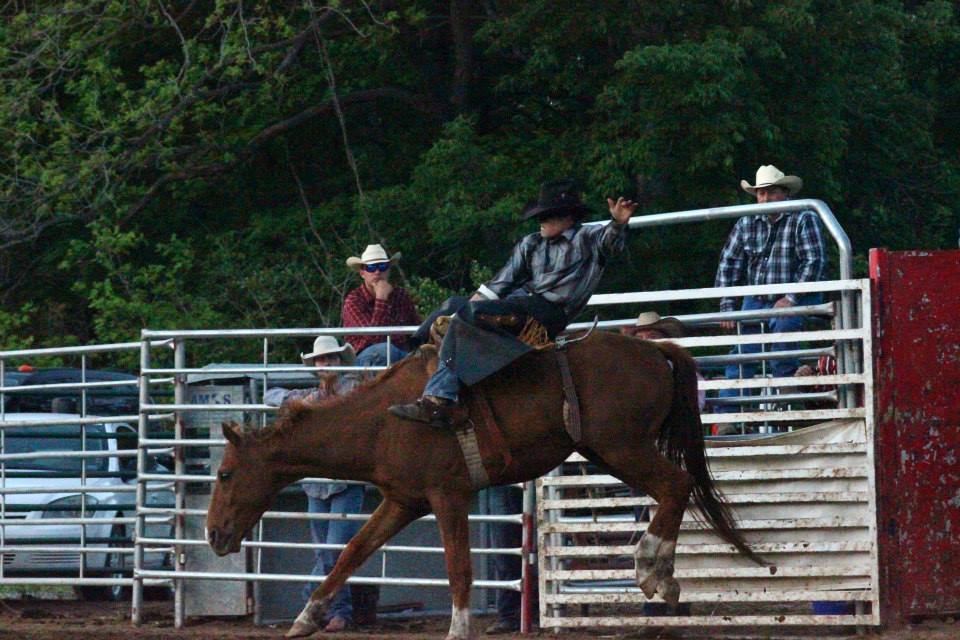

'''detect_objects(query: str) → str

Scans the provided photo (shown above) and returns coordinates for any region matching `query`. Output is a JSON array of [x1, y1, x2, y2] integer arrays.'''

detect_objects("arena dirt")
[[0, 599, 956, 640]]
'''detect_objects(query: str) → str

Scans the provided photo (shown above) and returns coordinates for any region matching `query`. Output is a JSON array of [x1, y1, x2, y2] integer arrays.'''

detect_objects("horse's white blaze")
[[448, 605, 471, 639]]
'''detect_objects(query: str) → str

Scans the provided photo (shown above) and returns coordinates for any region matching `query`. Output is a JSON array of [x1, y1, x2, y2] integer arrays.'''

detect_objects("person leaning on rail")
[[342, 244, 422, 368], [713, 165, 828, 412], [621, 311, 707, 413], [264, 336, 362, 633], [388, 179, 639, 428]]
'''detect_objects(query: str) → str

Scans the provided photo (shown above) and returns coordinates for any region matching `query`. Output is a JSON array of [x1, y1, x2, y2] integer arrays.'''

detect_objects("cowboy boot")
[[388, 396, 463, 428]]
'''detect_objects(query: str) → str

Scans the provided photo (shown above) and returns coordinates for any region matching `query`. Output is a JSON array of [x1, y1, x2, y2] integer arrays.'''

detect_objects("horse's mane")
[[251, 346, 435, 442]]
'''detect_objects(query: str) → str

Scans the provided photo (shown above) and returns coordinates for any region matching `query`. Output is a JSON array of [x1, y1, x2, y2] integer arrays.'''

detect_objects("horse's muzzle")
[[207, 526, 241, 556]]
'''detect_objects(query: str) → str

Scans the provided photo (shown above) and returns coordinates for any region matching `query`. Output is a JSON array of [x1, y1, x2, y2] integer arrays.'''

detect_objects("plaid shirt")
[[714, 210, 827, 312], [341, 284, 421, 353]]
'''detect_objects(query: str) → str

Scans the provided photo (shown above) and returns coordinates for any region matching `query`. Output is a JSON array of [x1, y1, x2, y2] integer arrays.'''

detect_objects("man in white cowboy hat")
[[713, 164, 827, 412], [342, 243, 421, 368], [263, 335, 363, 632]]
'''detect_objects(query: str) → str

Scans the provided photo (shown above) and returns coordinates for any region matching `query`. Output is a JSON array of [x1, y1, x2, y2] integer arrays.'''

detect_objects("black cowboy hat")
[[521, 179, 591, 220]]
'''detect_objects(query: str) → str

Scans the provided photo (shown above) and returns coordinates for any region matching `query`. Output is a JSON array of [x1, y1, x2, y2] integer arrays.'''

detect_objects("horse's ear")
[[222, 421, 244, 447]]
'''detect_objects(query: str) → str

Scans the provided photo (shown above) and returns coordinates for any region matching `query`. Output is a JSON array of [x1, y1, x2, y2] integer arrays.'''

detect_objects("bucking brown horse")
[[205, 332, 763, 639]]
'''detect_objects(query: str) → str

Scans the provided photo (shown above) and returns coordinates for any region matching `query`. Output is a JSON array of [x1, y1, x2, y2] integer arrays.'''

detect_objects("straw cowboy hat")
[[300, 336, 356, 366], [345, 244, 402, 270], [634, 311, 687, 339], [740, 165, 803, 196], [521, 179, 591, 220]]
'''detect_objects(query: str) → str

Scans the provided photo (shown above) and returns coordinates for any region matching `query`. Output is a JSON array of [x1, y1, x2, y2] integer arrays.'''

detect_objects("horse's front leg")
[[428, 490, 475, 640], [286, 497, 427, 638]]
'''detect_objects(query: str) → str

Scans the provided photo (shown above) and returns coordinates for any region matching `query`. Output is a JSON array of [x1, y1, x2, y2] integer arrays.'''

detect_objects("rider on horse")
[[389, 179, 638, 428]]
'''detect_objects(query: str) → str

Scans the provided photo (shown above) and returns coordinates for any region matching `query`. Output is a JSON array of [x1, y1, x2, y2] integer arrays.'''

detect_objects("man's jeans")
[[424, 361, 460, 401], [488, 485, 523, 624], [355, 342, 407, 368], [717, 294, 821, 412], [301, 485, 365, 621]]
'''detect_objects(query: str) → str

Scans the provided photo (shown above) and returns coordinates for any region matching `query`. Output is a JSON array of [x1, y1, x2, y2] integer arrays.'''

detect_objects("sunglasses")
[[363, 262, 391, 273]]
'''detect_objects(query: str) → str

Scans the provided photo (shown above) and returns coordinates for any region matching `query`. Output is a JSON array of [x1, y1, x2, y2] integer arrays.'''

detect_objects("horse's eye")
[[219, 471, 233, 481]]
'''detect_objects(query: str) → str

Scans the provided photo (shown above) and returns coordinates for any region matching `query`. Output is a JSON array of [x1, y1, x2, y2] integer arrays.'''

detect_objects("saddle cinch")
[[428, 313, 591, 489]]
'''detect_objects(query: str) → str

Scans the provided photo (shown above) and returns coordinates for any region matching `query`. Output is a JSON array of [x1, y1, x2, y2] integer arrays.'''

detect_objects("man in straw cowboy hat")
[[342, 244, 421, 368], [264, 336, 363, 632], [713, 164, 827, 412], [621, 311, 707, 414], [389, 179, 639, 427]]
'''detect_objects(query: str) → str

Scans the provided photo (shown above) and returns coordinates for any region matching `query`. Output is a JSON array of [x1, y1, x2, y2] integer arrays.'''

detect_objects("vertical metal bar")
[[542, 470, 562, 633], [253, 520, 263, 625], [254, 337, 268, 624], [520, 480, 535, 634], [0, 358, 5, 580], [173, 340, 186, 628], [859, 280, 882, 625], [760, 321, 769, 434], [261, 338, 269, 430], [735, 320, 745, 435], [385, 335, 392, 367], [132, 338, 151, 625], [79, 355, 88, 580]]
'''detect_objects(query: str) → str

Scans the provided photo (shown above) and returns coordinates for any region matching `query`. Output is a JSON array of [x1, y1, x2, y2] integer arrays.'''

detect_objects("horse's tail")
[[653, 341, 765, 566]]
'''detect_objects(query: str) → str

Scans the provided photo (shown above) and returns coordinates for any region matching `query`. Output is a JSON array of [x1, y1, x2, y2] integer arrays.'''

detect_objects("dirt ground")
[[0, 598, 957, 640]]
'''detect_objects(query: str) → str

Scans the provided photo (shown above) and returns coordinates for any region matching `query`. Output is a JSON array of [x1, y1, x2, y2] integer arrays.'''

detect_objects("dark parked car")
[[3, 367, 139, 416]]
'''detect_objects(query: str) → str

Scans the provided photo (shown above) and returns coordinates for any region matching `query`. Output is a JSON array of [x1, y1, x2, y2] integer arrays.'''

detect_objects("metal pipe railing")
[[590, 199, 856, 406]]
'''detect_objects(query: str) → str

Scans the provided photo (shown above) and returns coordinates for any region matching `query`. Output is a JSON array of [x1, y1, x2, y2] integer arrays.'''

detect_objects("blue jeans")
[[717, 294, 820, 412], [488, 485, 538, 623], [355, 342, 407, 368], [423, 361, 460, 401], [301, 485, 365, 621]]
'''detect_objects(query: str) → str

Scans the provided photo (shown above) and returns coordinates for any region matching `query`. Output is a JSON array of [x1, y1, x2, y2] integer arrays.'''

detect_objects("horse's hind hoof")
[[638, 570, 659, 599], [658, 576, 681, 608], [285, 619, 319, 638]]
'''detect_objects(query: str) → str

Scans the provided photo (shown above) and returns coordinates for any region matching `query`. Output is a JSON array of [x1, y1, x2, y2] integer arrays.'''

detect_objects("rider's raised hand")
[[607, 197, 639, 225]]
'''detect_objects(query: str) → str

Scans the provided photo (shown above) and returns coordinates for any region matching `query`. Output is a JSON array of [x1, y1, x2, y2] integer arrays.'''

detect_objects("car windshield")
[[2, 424, 109, 473]]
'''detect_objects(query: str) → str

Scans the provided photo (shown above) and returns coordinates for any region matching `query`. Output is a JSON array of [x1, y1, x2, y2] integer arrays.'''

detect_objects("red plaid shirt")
[[341, 284, 421, 354]]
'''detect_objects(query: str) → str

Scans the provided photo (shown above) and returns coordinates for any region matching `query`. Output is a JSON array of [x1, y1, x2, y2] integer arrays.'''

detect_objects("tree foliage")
[[0, 0, 957, 362]]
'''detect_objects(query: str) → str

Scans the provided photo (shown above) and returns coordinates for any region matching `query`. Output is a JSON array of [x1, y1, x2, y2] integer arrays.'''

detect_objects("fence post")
[[520, 480, 535, 633], [132, 337, 151, 624], [174, 340, 186, 628]]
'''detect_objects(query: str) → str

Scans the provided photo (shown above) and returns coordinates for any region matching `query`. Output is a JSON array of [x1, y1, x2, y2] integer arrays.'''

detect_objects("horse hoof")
[[658, 577, 681, 607], [638, 570, 659, 599], [285, 619, 319, 638]]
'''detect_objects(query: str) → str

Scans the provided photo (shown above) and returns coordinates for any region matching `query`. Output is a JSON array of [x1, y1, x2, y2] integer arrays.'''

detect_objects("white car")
[[0, 413, 173, 600]]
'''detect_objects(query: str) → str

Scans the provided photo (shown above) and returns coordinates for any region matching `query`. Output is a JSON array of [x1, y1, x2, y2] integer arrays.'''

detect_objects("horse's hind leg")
[[287, 497, 427, 638], [594, 445, 693, 607]]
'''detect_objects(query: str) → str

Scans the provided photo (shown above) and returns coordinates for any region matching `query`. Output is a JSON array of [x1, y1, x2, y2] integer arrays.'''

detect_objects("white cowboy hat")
[[740, 165, 803, 196], [635, 311, 662, 327], [345, 244, 402, 271], [300, 336, 356, 366], [633, 311, 687, 338]]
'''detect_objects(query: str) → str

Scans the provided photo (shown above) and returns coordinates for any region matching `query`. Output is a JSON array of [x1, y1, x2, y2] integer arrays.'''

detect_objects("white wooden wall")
[[537, 419, 880, 629]]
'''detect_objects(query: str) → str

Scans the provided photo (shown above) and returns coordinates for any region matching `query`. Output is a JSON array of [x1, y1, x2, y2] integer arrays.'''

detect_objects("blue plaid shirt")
[[714, 210, 827, 312]]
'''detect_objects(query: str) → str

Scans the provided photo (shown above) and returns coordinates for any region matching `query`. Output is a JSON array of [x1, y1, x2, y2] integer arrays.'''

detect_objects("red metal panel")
[[871, 249, 960, 623]]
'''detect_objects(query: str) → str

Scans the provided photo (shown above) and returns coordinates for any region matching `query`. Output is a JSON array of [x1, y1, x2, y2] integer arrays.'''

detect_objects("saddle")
[[430, 313, 553, 349], [428, 313, 592, 489]]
